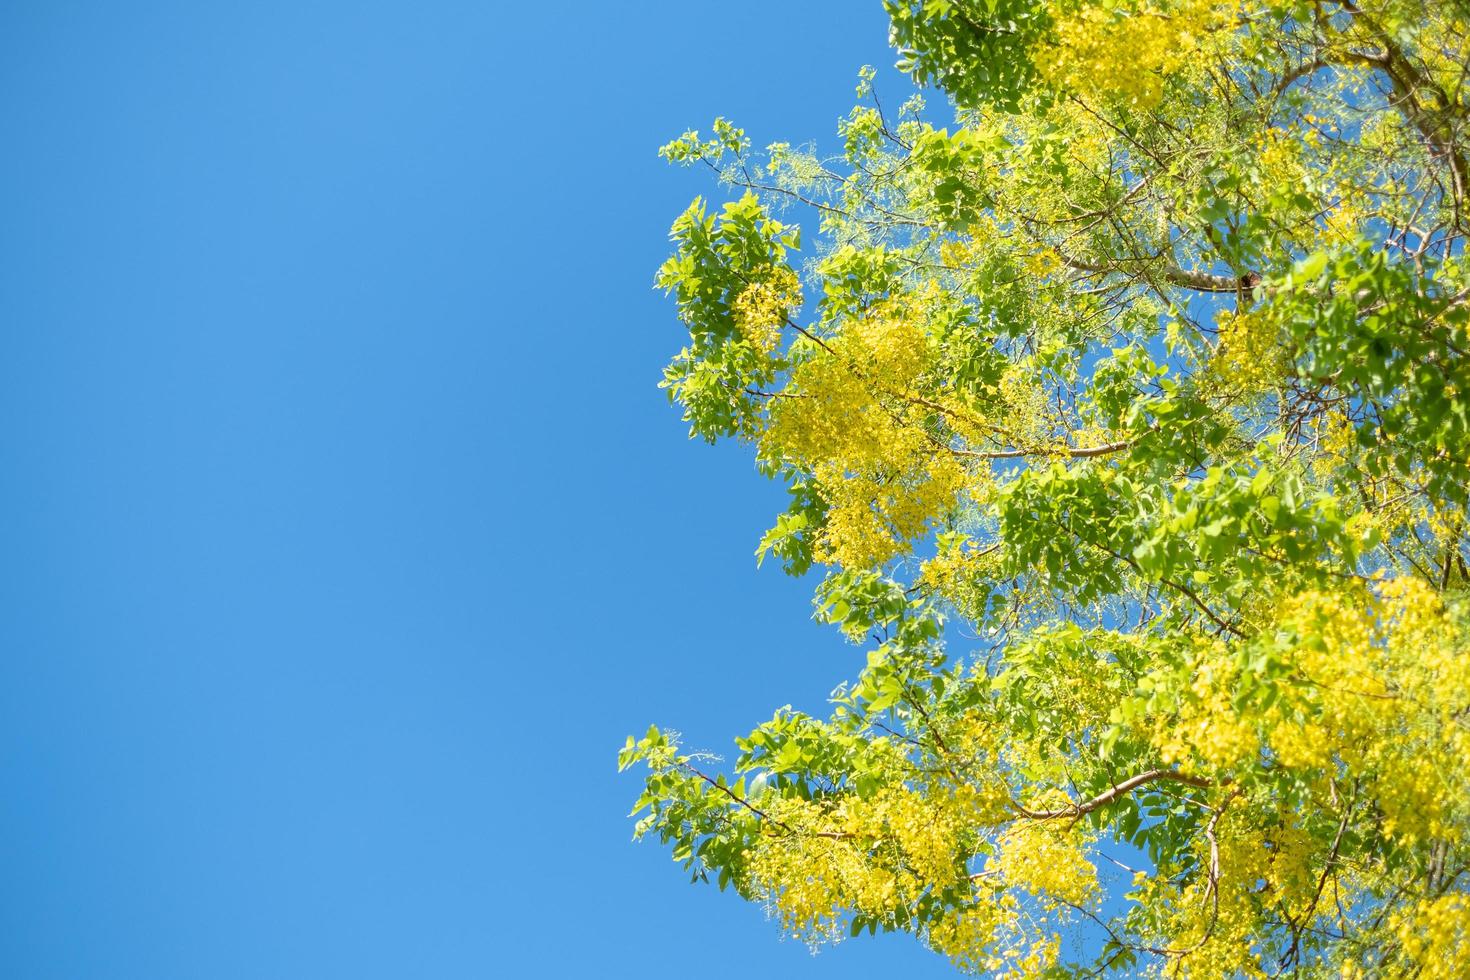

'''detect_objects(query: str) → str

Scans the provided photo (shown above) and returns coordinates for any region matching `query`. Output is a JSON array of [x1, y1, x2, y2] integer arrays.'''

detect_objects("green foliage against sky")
[[624, 2, 1470, 976]]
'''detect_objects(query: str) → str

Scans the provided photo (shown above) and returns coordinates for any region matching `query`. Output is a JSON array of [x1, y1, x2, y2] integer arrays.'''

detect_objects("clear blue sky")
[[0, 2, 961, 977]]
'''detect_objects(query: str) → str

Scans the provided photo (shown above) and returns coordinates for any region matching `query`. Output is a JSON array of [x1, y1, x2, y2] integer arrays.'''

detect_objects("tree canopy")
[[621, 1, 1470, 976]]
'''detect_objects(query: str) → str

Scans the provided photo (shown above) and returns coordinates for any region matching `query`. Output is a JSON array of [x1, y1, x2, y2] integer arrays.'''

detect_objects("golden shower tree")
[[622, 1, 1470, 975]]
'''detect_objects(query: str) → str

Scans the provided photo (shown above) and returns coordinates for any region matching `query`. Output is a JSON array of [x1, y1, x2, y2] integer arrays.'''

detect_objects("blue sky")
[[0, 3, 961, 976]]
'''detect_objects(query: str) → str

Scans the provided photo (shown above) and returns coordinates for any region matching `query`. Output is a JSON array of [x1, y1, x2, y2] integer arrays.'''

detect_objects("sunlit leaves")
[[629, 0, 1470, 974]]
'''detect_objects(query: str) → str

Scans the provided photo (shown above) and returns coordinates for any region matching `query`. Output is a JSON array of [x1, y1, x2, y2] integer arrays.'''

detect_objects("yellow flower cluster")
[[745, 833, 855, 944], [1151, 816, 1322, 978], [744, 789, 966, 944], [990, 818, 1098, 908], [1022, 247, 1063, 280], [1272, 579, 1469, 843], [1146, 579, 1468, 847], [997, 366, 1053, 450], [762, 304, 970, 568], [1149, 640, 1260, 772], [1322, 198, 1365, 248], [813, 461, 966, 570], [919, 536, 1001, 622], [1313, 409, 1359, 482], [1211, 305, 1285, 394], [742, 778, 1102, 975], [1256, 126, 1312, 187], [1391, 894, 1469, 980], [927, 901, 1007, 974], [1427, 505, 1464, 554], [927, 893, 1061, 978], [778, 314, 934, 464], [844, 787, 965, 888], [1041, 0, 1233, 109], [1259, 822, 1318, 920], [730, 266, 801, 355]]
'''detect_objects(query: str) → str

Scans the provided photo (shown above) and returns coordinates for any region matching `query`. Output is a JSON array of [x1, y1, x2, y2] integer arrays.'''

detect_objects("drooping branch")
[[953, 437, 1138, 461], [684, 761, 793, 834], [1168, 795, 1233, 964], [1081, 532, 1249, 639], [1012, 769, 1216, 820], [1060, 252, 1243, 294]]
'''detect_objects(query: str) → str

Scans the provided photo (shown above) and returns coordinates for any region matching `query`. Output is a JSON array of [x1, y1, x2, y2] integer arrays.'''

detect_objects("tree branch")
[[1060, 252, 1243, 294], [1012, 769, 1216, 820]]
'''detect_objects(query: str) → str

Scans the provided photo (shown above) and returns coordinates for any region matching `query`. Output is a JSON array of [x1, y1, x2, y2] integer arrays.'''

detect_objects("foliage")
[[625, 1, 1470, 975]]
